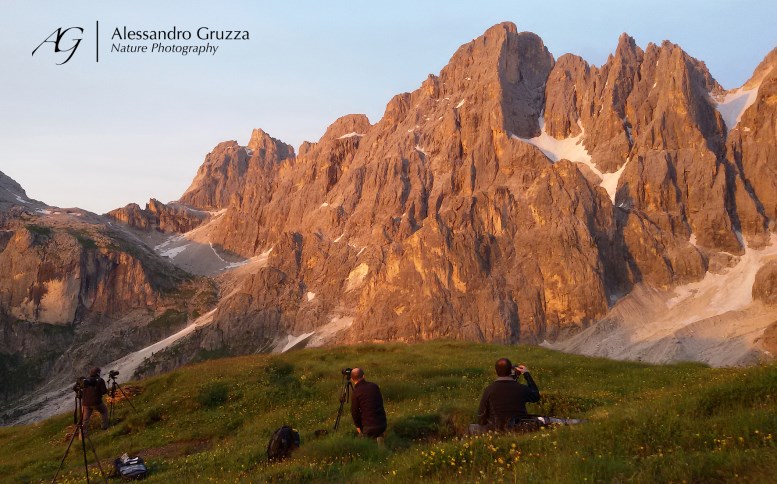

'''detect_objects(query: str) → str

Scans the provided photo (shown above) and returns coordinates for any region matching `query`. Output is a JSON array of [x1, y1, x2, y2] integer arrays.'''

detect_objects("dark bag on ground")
[[508, 415, 586, 432], [267, 425, 300, 461], [112, 455, 148, 480], [507, 416, 544, 433]]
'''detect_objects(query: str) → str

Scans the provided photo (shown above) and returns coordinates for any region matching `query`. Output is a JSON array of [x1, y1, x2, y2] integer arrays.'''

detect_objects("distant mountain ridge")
[[2, 22, 777, 424]]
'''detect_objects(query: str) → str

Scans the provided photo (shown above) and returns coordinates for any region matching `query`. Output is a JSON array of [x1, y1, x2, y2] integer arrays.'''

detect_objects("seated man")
[[349, 367, 387, 440], [477, 358, 540, 431]]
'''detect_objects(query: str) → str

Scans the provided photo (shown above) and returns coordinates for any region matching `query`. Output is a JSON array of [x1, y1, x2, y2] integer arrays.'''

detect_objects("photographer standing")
[[349, 368, 387, 440], [477, 358, 540, 430], [81, 367, 109, 436]]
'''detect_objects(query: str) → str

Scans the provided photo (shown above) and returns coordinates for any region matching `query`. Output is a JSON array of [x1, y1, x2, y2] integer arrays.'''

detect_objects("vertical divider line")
[[96, 20, 99, 62]]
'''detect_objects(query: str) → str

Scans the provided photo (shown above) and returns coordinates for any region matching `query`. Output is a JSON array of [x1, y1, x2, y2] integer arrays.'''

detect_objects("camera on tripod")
[[334, 368, 354, 431], [72, 378, 85, 393], [73, 376, 97, 393], [109, 370, 119, 379]]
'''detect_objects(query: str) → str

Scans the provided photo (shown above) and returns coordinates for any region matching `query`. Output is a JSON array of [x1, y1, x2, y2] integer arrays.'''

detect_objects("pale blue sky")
[[1, 0, 774, 214]]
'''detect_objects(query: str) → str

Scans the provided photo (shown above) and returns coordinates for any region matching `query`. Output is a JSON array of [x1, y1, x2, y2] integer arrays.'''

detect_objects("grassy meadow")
[[0, 341, 775, 482]]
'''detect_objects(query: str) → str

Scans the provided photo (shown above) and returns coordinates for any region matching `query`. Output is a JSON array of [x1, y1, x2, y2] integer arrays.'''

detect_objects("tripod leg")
[[333, 381, 351, 431], [85, 432, 108, 483], [334, 400, 345, 431], [109, 383, 113, 424], [51, 425, 79, 483], [80, 426, 90, 484], [116, 383, 138, 412]]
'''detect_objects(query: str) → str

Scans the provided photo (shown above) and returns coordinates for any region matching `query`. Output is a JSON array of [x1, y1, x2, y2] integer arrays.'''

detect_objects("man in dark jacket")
[[350, 368, 387, 439], [477, 358, 540, 430], [81, 367, 109, 436]]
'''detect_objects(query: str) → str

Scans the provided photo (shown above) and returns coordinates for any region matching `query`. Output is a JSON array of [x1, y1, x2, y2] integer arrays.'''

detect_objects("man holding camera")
[[477, 358, 540, 431], [349, 367, 387, 440], [81, 367, 109, 436]]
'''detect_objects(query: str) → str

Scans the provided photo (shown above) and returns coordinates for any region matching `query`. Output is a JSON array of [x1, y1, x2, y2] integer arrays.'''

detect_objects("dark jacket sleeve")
[[523, 373, 540, 403], [350, 390, 362, 429], [477, 387, 491, 426], [98, 379, 108, 397]]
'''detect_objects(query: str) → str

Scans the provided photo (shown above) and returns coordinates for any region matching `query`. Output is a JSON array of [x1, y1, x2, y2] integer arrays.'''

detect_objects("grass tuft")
[[196, 381, 229, 409]]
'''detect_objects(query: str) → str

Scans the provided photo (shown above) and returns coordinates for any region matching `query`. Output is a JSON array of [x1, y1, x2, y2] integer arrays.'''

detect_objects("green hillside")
[[1, 342, 775, 482]]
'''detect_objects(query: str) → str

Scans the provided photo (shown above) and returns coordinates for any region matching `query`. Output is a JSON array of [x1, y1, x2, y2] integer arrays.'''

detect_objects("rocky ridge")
[[106, 198, 208, 234]]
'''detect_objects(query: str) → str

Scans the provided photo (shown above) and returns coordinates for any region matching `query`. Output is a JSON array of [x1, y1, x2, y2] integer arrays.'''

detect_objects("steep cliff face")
[[0, 226, 167, 324], [542, 34, 764, 289], [0, 177, 216, 408], [726, 49, 777, 226], [193, 23, 624, 349]]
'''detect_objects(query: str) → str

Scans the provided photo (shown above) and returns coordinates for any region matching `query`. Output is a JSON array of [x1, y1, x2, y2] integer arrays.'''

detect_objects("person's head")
[[89, 367, 101, 378], [495, 358, 513, 377], [350, 367, 364, 384]]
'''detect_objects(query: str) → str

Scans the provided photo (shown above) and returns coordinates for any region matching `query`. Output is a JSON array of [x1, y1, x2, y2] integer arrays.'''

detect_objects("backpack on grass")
[[267, 425, 300, 461], [112, 454, 148, 480]]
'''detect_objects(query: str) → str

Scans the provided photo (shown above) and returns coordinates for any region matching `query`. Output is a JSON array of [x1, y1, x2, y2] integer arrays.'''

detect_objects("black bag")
[[507, 416, 545, 433], [113, 455, 148, 480], [267, 425, 300, 461]]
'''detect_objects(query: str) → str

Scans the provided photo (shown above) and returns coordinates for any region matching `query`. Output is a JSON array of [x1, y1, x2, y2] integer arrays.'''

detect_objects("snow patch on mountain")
[[513, 119, 627, 203], [161, 244, 190, 258], [337, 132, 365, 139], [713, 69, 771, 132], [551, 234, 777, 367]]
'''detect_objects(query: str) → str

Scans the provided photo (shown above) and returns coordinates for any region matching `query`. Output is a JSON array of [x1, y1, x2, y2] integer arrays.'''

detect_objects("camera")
[[73, 377, 85, 392], [72, 376, 96, 392], [341, 368, 352, 377], [109, 370, 119, 378]]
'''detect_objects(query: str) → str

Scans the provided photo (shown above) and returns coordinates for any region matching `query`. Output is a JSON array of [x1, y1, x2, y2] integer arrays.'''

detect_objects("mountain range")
[[2, 22, 776, 424]]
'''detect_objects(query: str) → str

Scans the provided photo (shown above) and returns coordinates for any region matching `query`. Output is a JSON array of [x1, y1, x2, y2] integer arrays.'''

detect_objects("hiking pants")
[[82, 402, 109, 436]]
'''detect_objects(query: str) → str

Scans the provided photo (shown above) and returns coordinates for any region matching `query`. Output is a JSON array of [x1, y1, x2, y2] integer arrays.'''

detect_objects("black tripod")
[[333, 377, 353, 431], [52, 381, 107, 483], [108, 372, 137, 424]]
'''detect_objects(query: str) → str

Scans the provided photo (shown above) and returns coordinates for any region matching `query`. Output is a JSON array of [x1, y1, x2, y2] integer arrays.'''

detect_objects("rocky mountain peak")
[[247, 128, 295, 160], [0, 171, 30, 209], [614, 33, 639, 60], [245, 128, 295, 168], [0, 171, 46, 214], [0, 170, 25, 196], [488, 20, 518, 36], [178, 140, 248, 210], [179, 129, 294, 211], [319, 114, 372, 142], [247, 128, 268, 149], [437, 21, 553, 139]]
